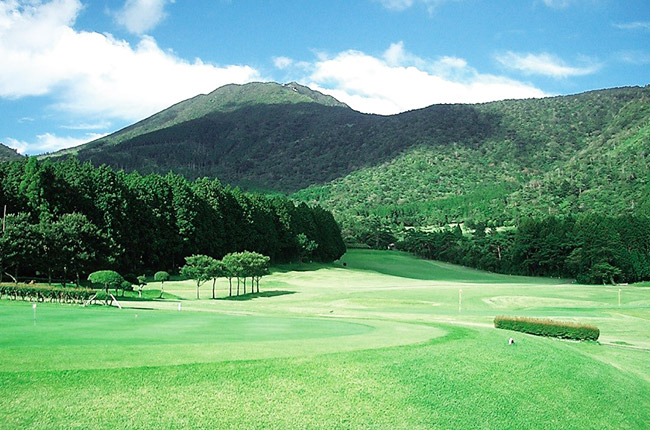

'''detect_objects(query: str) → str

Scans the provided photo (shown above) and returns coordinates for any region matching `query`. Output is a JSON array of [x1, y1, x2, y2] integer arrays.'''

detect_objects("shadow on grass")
[[99, 291, 183, 302], [217, 290, 297, 301]]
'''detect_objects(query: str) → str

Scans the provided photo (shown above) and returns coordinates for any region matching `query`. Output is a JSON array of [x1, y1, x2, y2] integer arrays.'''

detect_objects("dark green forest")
[[295, 86, 650, 233], [0, 157, 345, 284], [399, 215, 650, 284]]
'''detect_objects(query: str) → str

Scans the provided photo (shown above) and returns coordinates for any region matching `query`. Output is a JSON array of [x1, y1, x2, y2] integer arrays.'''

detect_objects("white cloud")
[[0, 0, 261, 121], [377, 0, 413, 11], [6, 132, 105, 154], [115, 0, 173, 35], [376, 0, 459, 13], [496, 51, 600, 79], [613, 21, 650, 31], [273, 56, 294, 70], [292, 43, 547, 115], [61, 121, 113, 130], [616, 50, 650, 65], [541, 0, 571, 8]]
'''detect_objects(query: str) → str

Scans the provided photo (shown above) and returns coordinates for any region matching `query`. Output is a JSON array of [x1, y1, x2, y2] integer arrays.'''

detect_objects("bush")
[[494, 315, 599, 341], [0, 283, 95, 304]]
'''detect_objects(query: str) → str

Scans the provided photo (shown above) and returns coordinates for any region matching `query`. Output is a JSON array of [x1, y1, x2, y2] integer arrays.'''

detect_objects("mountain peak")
[[56, 81, 349, 154], [201, 81, 348, 111]]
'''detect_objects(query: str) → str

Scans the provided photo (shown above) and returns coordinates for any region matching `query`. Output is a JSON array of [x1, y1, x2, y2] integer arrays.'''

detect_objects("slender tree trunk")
[[243, 277, 246, 294], [212, 279, 216, 299], [228, 278, 232, 296], [47, 267, 52, 286], [237, 278, 240, 296], [160, 281, 165, 299], [196, 282, 200, 299]]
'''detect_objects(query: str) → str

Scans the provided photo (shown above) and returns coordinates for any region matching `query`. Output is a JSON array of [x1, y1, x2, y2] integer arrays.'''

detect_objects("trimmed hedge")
[[494, 315, 599, 341], [0, 283, 95, 304]]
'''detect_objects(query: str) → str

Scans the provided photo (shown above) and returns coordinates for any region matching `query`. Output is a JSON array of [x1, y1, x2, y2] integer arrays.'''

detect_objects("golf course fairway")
[[1, 249, 649, 429]]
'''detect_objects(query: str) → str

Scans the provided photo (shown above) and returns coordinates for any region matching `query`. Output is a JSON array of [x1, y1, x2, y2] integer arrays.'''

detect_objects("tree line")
[[0, 157, 345, 285], [399, 215, 650, 284]]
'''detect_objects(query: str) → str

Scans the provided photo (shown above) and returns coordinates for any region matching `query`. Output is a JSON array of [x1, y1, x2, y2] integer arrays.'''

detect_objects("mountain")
[[0, 143, 23, 162], [295, 86, 650, 231], [55, 81, 348, 156], [47, 82, 650, 228]]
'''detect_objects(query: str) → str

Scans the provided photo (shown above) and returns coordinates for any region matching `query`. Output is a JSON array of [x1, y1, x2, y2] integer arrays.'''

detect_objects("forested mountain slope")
[[295, 86, 650, 229], [48, 83, 650, 226], [53, 82, 347, 157], [0, 143, 23, 162]]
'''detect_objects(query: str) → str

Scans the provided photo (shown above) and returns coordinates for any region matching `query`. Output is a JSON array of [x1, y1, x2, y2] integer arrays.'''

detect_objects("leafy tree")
[[88, 270, 125, 303], [248, 252, 270, 293], [588, 263, 622, 285], [296, 233, 318, 263], [0, 213, 39, 283], [180, 255, 217, 299], [54, 213, 104, 286], [136, 275, 147, 297], [222, 252, 244, 296], [208, 260, 226, 299], [154, 271, 170, 298]]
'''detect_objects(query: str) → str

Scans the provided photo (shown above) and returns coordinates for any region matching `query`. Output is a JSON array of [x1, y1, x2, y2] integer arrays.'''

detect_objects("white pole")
[[32, 303, 36, 325], [459, 289, 462, 313], [178, 302, 182, 311]]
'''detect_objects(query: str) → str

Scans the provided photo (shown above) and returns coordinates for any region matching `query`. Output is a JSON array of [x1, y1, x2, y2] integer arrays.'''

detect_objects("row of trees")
[[399, 215, 650, 284], [87, 250, 270, 301], [0, 157, 345, 284], [181, 251, 270, 299]]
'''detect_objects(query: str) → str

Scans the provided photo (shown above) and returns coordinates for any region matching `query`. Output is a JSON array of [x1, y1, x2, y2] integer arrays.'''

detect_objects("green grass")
[[1, 249, 649, 429]]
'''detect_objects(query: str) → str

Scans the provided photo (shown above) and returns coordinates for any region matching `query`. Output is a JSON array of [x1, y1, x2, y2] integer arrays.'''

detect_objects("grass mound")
[[337, 249, 565, 283]]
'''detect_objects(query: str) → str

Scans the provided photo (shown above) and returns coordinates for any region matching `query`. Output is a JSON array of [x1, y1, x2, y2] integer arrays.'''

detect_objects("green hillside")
[[295, 87, 650, 227], [0, 143, 23, 162], [52, 81, 347, 156], [47, 83, 650, 224]]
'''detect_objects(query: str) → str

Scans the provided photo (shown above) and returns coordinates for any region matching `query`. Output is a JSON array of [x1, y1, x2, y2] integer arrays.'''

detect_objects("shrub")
[[494, 315, 599, 341], [0, 283, 95, 304]]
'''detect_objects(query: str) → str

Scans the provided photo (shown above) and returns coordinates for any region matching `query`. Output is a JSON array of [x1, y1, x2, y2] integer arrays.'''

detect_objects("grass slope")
[[1, 250, 649, 429]]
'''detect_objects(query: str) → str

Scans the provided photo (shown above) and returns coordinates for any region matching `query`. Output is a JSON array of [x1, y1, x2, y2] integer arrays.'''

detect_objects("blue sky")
[[1, 0, 649, 155]]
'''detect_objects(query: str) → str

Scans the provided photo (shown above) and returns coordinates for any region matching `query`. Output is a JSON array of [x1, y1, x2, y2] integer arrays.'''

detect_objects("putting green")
[[0, 301, 443, 372]]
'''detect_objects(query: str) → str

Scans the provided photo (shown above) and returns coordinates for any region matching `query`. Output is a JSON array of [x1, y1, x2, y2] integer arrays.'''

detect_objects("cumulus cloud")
[[6, 132, 106, 154], [0, 0, 261, 121], [291, 43, 547, 115], [495, 51, 600, 79], [115, 0, 173, 35]]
